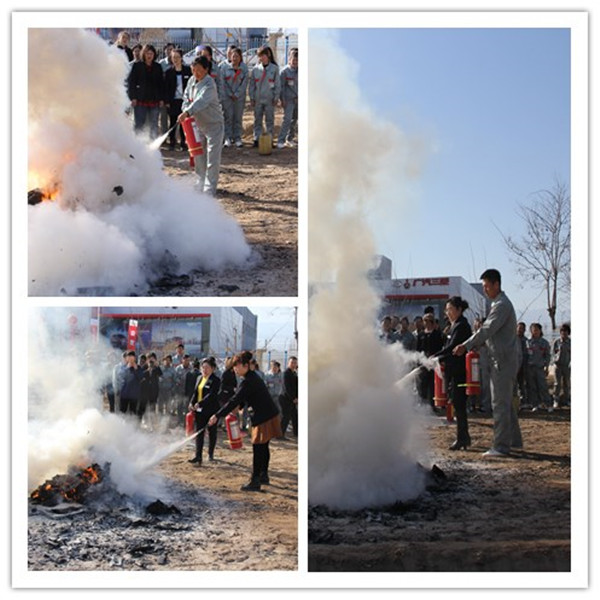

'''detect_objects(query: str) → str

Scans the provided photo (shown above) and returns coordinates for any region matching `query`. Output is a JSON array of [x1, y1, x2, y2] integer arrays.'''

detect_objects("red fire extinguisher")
[[433, 362, 447, 408], [181, 116, 204, 167], [225, 412, 243, 449], [185, 410, 195, 437], [465, 350, 481, 396]]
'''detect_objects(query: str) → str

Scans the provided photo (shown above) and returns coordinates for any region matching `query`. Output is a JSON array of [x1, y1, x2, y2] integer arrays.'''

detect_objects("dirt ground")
[[152, 104, 298, 297], [308, 406, 571, 572], [27, 424, 298, 571]]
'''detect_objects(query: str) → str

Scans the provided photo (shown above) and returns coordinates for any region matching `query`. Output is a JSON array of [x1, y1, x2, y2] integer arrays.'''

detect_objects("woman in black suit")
[[434, 296, 473, 450], [127, 43, 165, 140], [164, 48, 192, 150], [209, 351, 281, 492], [188, 356, 221, 465]]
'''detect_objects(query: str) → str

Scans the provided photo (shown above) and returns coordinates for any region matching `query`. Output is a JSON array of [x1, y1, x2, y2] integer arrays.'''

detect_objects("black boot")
[[188, 456, 202, 464], [241, 477, 261, 491], [259, 472, 270, 485]]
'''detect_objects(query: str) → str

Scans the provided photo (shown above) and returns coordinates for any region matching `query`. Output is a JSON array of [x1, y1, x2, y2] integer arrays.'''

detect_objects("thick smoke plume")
[[308, 31, 428, 509], [27, 307, 183, 501], [28, 29, 250, 296]]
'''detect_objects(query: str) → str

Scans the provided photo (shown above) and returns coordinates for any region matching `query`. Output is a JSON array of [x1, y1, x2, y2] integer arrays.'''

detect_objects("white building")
[[369, 255, 488, 326]]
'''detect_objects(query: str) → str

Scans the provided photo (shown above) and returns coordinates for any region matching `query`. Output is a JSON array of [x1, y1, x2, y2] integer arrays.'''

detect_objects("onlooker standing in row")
[[220, 46, 248, 148], [528, 322, 552, 412], [119, 351, 143, 415], [416, 313, 443, 408], [127, 43, 165, 140], [516, 321, 529, 407], [281, 356, 298, 438], [249, 46, 280, 147], [553, 323, 571, 407], [277, 48, 298, 149], [164, 48, 192, 150], [396, 316, 416, 351], [115, 31, 134, 62], [266, 360, 284, 414]]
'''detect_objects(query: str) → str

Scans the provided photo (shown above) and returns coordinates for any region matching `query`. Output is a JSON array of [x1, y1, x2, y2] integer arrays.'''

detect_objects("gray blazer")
[[464, 291, 518, 373]]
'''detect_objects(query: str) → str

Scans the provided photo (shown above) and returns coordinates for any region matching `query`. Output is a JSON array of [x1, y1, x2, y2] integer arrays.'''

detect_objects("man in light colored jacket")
[[454, 269, 523, 457]]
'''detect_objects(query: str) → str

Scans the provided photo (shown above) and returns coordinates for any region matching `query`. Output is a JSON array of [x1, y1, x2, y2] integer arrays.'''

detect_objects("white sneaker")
[[286, 140, 297, 147], [277, 142, 286, 149], [482, 448, 509, 458], [224, 139, 232, 147], [235, 140, 243, 148]]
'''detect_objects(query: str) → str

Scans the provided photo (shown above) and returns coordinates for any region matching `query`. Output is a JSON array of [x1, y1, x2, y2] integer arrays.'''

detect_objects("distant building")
[[370, 255, 489, 326], [96, 306, 257, 359]]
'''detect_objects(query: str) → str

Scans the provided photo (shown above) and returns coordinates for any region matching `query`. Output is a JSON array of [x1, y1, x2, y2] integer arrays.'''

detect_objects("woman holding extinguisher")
[[433, 296, 473, 450], [208, 351, 281, 492], [188, 356, 221, 465], [177, 55, 225, 197]]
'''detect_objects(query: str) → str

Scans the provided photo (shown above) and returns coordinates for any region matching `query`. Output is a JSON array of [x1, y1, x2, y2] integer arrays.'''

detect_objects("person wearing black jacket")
[[433, 297, 473, 450], [127, 44, 165, 140], [281, 356, 298, 438], [138, 352, 162, 424], [209, 351, 281, 491], [188, 357, 221, 464], [119, 351, 144, 415], [218, 356, 238, 407], [164, 49, 192, 150], [416, 314, 444, 408]]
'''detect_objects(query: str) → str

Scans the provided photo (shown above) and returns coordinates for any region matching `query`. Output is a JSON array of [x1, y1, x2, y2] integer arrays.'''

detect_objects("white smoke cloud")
[[28, 29, 250, 296], [308, 30, 428, 510], [27, 307, 179, 501]]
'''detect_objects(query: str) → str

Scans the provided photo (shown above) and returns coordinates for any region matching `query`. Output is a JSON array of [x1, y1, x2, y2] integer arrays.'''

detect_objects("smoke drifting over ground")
[[28, 308, 173, 501], [28, 29, 250, 296], [308, 31, 427, 510]]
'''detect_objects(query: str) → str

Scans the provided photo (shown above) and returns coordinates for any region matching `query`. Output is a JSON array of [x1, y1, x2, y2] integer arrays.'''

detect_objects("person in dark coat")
[[188, 357, 221, 464], [218, 356, 238, 407], [209, 351, 281, 492], [119, 350, 143, 415], [164, 48, 192, 150], [280, 356, 298, 438], [416, 313, 444, 408], [138, 352, 162, 423], [127, 43, 165, 139], [433, 297, 473, 450]]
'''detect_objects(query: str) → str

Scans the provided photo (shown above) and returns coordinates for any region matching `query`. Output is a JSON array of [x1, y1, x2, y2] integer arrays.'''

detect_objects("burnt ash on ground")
[[28, 478, 224, 571], [308, 410, 571, 572]]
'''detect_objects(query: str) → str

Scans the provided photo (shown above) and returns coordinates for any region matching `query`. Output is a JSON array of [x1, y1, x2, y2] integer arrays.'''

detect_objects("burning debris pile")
[[28, 28, 251, 296], [30, 463, 107, 506]]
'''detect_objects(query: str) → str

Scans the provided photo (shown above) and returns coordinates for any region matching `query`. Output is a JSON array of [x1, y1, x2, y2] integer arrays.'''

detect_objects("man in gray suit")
[[454, 269, 523, 457]]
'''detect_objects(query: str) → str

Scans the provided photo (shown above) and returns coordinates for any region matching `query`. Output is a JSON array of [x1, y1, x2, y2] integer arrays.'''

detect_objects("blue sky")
[[334, 27, 572, 326]]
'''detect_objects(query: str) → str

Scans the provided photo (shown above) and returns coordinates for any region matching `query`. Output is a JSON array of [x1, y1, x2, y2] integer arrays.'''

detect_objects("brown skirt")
[[251, 414, 282, 444]]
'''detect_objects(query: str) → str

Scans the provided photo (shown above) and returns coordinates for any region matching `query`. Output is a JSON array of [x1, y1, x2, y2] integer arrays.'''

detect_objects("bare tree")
[[497, 179, 570, 331]]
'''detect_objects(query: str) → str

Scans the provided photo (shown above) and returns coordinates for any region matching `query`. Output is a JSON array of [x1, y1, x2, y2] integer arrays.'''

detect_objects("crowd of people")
[[115, 31, 298, 159], [379, 269, 571, 458], [100, 344, 298, 492]]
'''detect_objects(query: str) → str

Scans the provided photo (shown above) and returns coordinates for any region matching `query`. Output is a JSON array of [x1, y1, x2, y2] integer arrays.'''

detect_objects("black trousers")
[[280, 395, 298, 436], [449, 379, 470, 444], [252, 442, 271, 478], [194, 412, 217, 460], [120, 396, 137, 415]]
